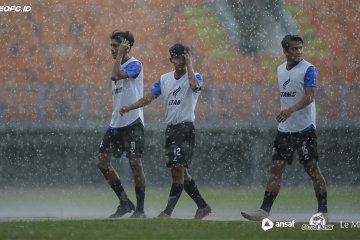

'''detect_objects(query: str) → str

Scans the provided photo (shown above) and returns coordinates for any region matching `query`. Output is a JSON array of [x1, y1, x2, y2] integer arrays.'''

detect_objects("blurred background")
[[0, 0, 359, 189]]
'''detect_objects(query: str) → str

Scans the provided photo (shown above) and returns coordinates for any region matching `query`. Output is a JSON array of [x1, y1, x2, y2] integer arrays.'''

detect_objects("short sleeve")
[[195, 73, 203, 91], [304, 66, 318, 87], [150, 79, 161, 97], [123, 61, 142, 78]]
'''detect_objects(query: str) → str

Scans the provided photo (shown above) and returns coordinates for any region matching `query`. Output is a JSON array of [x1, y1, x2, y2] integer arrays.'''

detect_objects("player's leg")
[[242, 132, 292, 221], [158, 164, 185, 218], [184, 169, 211, 219], [126, 123, 146, 218], [299, 131, 328, 219], [262, 160, 287, 211], [158, 125, 185, 218], [182, 123, 211, 219], [304, 161, 328, 213], [97, 128, 134, 218], [128, 157, 146, 218], [241, 160, 287, 221]]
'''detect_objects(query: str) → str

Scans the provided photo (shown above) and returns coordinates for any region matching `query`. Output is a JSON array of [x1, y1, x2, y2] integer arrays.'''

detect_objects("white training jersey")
[[150, 71, 203, 125], [277, 59, 317, 132], [109, 57, 144, 128]]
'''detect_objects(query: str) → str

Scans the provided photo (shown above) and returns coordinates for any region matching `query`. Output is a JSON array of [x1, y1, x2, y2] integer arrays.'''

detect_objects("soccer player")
[[121, 43, 211, 219], [241, 35, 328, 222], [97, 30, 146, 218]]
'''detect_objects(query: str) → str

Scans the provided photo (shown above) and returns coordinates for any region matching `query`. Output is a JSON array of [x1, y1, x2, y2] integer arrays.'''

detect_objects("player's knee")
[[271, 166, 285, 176], [184, 169, 192, 181], [304, 164, 317, 180], [129, 158, 143, 170], [97, 153, 111, 170], [171, 165, 184, 181], [96, 161, 109, 171]]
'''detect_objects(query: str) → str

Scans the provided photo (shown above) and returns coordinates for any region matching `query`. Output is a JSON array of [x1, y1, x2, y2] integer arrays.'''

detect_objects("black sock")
[[110, 181, 129, 205], [164, 183, 184, 216], [184, 179, 207, 209], [135, 187, 145, 213], [260, 191, 278, 213], [316, 192, 328, 213]]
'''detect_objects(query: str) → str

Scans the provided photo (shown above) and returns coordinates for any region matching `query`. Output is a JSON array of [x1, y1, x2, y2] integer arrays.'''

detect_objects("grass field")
[[0, 187, 359, 239], [0, 219, 359, 240]]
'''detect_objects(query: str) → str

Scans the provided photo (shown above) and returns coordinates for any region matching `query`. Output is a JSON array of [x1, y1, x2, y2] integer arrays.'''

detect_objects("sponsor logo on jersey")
[[112, 87, 122, 95], [168, 99, 181, 105], [280, 91, 296, 97]]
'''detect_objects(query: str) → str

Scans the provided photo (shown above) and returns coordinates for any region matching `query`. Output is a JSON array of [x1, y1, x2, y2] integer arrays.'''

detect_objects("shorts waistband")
[[279, 129, 315, 135], [167, 122, 194, 127]]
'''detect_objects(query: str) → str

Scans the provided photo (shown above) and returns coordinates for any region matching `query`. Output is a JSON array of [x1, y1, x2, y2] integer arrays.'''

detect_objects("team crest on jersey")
[[283, 79, 290, 90], [169, 87, 182, 105], [172, 87, 181, 98]]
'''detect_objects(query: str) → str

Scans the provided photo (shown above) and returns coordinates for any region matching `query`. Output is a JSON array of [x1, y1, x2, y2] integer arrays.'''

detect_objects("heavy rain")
[[0, 0, 359, 238]]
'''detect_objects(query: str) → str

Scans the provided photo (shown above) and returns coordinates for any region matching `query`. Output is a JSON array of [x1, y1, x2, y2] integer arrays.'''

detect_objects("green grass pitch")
[[0, 219, 359, 240], [0, 187, 359, 239]]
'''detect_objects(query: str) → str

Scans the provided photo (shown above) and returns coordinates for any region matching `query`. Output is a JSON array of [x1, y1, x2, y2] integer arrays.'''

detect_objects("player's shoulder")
[[277, 61, 287, 70], [195, 72, 202, 78], [160, 71, 174, 80], [300, 59, 314, 67], [125, 57, 142, 66]]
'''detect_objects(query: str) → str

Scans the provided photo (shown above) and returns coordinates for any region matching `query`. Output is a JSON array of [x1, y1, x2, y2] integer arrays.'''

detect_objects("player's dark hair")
[[110, 30, 135, 47], [281, 34, 303, 50], [169, 43, 190, 57]]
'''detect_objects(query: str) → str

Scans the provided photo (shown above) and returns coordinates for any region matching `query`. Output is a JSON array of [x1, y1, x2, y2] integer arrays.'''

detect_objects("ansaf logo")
[[261, 218, 295, 231]]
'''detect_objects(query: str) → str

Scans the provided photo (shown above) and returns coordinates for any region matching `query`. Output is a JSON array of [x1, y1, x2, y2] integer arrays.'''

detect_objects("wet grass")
[[1, 186, 360, 209], [1, 187, 359, 217], [0, 219, 358, 240], [0, 187, 359, 239]]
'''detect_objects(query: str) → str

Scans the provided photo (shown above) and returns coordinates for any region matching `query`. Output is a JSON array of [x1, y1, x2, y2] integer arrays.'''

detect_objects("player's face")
[[110, 39, 120, 59], [170, 55, 186, 72], [285, 41, 303, 64]]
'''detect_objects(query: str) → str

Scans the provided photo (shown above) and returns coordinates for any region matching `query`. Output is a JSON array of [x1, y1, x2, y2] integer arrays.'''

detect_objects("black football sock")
[[260, 191, 278, 213], [164, 183, 184, 216], [110, 181, 129, 205], [316, 192, 328, 213], [135, 187, 145, 213], [184, 179, 207, 209]]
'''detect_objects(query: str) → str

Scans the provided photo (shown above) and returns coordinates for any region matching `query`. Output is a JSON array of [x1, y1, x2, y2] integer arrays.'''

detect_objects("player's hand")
[[116, 39, 130, 60], [120, 106, 130, 116], [276, 109, 293, 122], [183, 52, 193, 67]]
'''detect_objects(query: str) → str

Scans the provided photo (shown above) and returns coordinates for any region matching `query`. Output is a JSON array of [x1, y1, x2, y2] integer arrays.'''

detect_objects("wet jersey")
[[150, 71, 203, 125], [277, 59, 317, 132], [110, 57, 144, 128]]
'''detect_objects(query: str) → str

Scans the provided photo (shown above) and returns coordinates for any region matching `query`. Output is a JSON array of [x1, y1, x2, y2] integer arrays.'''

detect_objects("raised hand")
[[183, 52, 193, 67], [116, 39, 130, 61]]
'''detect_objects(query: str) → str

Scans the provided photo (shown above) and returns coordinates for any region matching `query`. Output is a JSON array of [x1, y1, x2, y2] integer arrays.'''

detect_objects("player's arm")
[[111, 39, 130, 81], [276, 66, 317, 122], [120, 79, 161, 116], [184, 52, 201, 92], [120, 93, 156, 115], [276, 87, 315, 122]]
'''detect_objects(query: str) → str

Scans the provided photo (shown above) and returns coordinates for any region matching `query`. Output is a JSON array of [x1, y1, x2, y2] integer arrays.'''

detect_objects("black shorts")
[[165, 122, 195, 168], [99, 122, 144, 159], [272, 130, 318, 165]]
